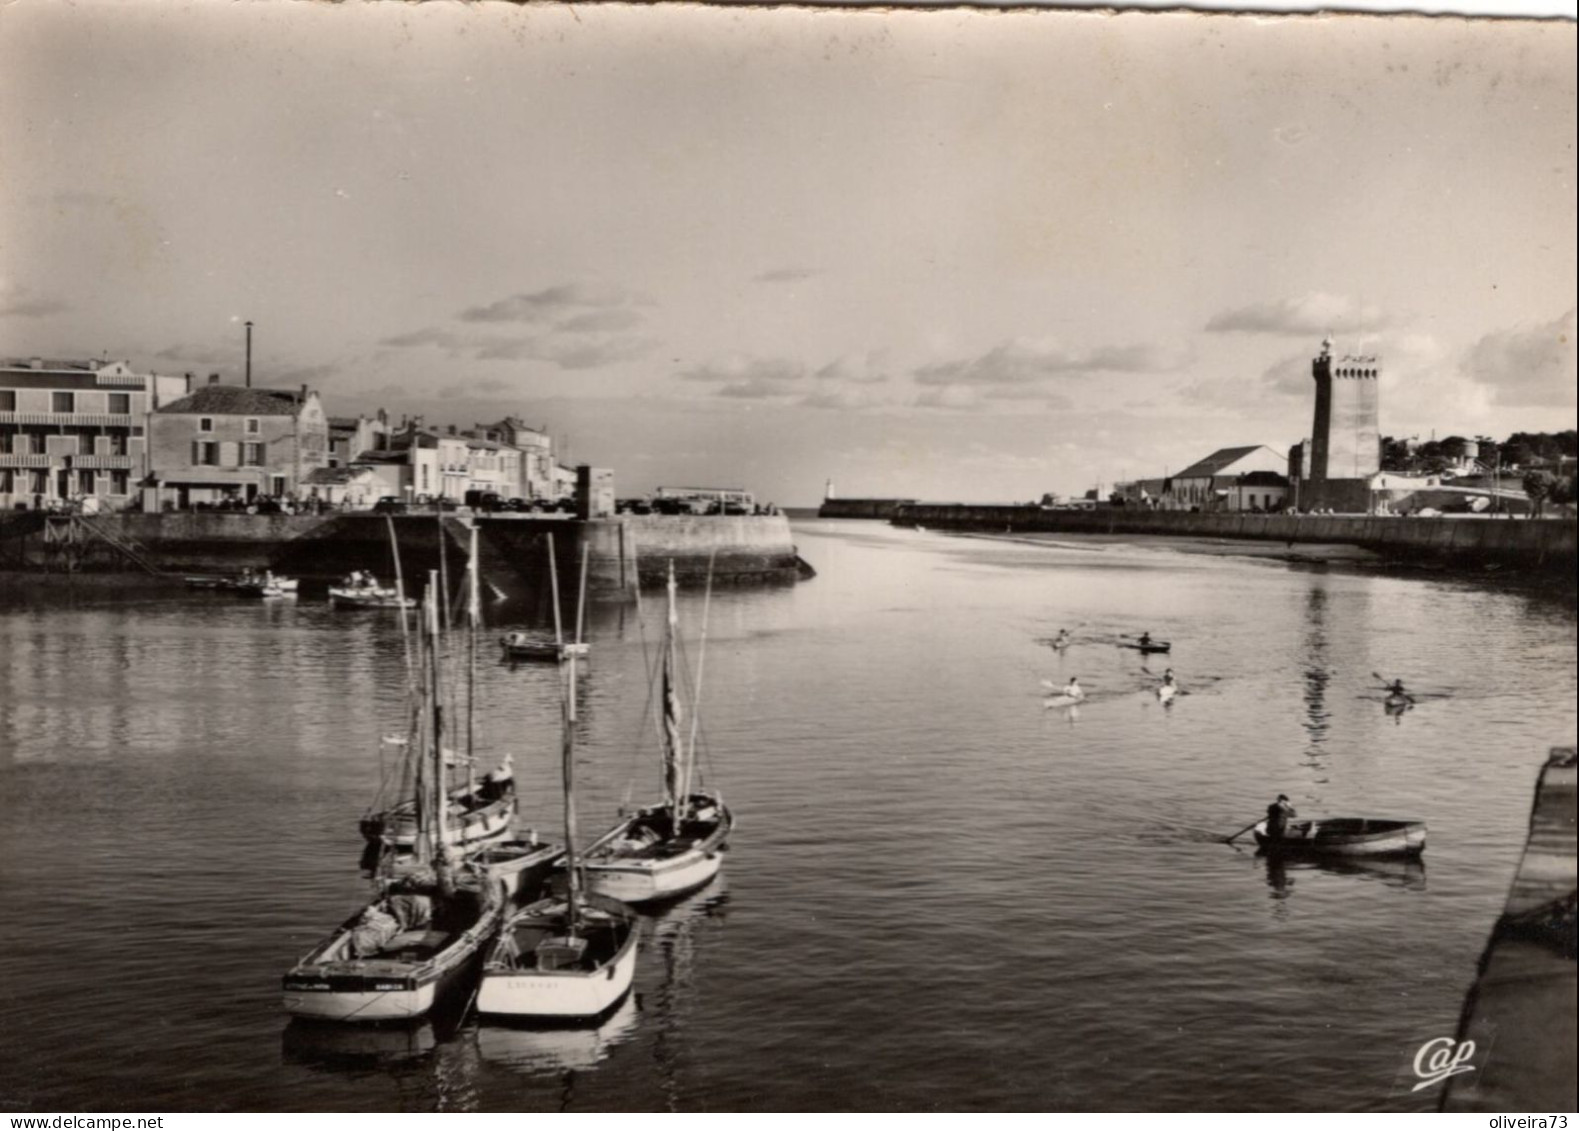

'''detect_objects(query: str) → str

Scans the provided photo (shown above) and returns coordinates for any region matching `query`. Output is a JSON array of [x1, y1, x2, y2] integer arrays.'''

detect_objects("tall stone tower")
[[1306, 336, 1381, 511]]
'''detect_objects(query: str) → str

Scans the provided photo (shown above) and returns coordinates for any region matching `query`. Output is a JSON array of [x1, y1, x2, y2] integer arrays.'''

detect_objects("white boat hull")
[[283, 980, 438, 1022], [583, 846, 723, 904], [477, 933, 637, 1020]]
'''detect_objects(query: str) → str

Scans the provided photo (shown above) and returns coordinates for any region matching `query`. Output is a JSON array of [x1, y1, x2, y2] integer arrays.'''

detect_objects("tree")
[[1523, 469, 1557, 518]]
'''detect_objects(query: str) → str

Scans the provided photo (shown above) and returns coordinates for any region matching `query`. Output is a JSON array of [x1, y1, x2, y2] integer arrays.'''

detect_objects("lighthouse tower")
[[1305, 336, 1381, 512]]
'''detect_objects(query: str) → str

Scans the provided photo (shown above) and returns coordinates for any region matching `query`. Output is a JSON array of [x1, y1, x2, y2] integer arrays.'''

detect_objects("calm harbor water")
[[1, 520, 1574, 1112]]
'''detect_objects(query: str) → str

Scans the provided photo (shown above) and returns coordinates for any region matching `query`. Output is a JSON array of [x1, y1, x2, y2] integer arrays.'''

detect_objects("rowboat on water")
[[329, 573, 414, 610], [234, 569, 298, 598], [499, 631, 590, 663], [1120, 640, 1171, 655], [1253, 817, 1426, 857]]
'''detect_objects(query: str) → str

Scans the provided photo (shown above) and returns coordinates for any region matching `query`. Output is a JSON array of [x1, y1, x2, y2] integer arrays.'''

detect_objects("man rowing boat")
[[1266, 794, 1296, 839]]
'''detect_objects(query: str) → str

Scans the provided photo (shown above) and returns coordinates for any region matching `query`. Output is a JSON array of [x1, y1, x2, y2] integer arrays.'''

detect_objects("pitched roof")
[[156, 384, 305, 416], [1174, 445, 1278, 481], [302, 466, 377, 485]]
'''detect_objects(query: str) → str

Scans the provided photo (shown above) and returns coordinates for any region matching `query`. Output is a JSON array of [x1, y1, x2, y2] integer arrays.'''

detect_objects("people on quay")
[[1266, 794, 1296, 839]]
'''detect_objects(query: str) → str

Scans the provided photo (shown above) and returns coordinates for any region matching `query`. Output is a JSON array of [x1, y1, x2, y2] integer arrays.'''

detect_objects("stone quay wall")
[[888, 504, 1577, 574]]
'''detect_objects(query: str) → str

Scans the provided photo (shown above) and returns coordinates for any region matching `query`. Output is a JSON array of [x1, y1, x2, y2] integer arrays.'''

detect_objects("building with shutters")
[[145, 381, 329, 509], [1, 357, 189, 511]]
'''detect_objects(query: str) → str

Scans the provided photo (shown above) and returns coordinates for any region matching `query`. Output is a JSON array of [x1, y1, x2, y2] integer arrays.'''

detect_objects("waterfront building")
[[327, 411, 391, 469], [469, 416, 555, 500], [1298, 336, 1382, 511], [299, 466, 387, 510], [0, 357, 189, 512], [145, 382, 329, 509], [1168, 446, 1289, 512]]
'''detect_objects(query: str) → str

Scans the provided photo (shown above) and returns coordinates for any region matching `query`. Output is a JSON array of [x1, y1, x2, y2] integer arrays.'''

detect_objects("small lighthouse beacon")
[[824, 478, 836, 502]]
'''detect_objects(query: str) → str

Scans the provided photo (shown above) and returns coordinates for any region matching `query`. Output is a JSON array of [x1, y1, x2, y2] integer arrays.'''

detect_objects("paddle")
[[1373, 672, 1416, 703], [1223, 818, 1262, 844]]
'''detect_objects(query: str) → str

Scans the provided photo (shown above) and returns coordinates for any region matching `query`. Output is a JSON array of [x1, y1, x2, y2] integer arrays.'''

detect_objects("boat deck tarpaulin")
[[1442, 746, 1577, 1112]]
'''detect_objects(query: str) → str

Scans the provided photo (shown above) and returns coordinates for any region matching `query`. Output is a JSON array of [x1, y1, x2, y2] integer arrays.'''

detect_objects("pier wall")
[[0, 510, 801, 595], [1442, 747, 1577, 1112], [818, 498, 916, 519], [889, 504, 1577, 573]]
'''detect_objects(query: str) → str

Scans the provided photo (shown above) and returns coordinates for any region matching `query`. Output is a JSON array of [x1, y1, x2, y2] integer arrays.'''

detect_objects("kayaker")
[[1266, 794, 1296, 839], [1053, 629, 1072, 648], [1063, 677, 1085, 702], [1158, 670, 1177, 699], [1138, 632, 1152, 647], [1387, 679, 1408, 698]]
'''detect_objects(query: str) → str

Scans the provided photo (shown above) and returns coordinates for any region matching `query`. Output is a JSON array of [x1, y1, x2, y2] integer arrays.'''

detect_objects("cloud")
[[378, 327, 461, 350], [678, 355, 808, 385], [379, 282, 658, 372], [913, 338, 1191, 387], [0, 280, 67, 319], [458, 283, 649, 324], [1206, 293, 1391, 337], [815, 355, 890, 385], [753, 267, 821, 284], [1463, 308, 1578, 409]]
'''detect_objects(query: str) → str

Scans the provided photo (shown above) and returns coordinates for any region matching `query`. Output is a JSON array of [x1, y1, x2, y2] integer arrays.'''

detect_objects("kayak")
[[1043, 694, 1083, 709], [1253, 817, 1425, 857]]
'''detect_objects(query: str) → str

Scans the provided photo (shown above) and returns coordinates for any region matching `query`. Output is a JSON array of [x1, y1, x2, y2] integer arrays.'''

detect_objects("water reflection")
[[282, 1010, 486, 1112], [1301, 585, 1332, 774], [1261, 852, 1427, 898], [647, 878, 730, 1113], [475, 994, 642, 1078]]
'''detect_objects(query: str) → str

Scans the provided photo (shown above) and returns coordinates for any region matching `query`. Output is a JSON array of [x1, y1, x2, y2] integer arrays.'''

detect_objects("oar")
[[1223, 819, 1261, 844]]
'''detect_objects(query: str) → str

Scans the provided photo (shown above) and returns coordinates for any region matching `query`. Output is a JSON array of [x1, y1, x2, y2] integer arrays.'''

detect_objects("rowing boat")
[[1120, 641, 1171, 655], [1253, 817, 1426, 857]]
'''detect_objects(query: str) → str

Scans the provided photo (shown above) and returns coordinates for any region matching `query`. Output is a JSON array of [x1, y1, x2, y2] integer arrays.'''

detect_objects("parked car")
[[372, 496, 408, 514]]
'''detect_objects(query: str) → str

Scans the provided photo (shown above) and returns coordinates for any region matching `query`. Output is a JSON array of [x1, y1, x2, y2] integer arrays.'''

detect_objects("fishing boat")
[[235, 568, 298, 598], [283, 581, 506, 1022], [499, 631, 590, 663], [1252, 817, 1426, 857], [476, 542, 640, 1021], [582, 562, 734, 905], [360, 527, 518, 856], [329, 572, 415, 610]]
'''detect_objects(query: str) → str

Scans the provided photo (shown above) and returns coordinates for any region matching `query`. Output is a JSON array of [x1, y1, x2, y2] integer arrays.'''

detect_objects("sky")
[[2, 3, 1574, 504]]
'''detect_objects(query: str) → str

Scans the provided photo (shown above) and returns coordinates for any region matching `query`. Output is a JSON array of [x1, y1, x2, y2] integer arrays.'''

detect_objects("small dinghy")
[[1120, 640, 1171, 655], [1253, 817, 1426, 857], [235, 569, 298, 598], [329, 572, 414, 610], [500, 632, 590, 663]]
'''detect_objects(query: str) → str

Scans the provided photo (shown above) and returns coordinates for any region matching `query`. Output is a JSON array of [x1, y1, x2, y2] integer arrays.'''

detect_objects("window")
[[108, 393, 131, 414], [110, 471, 129, 495], [193, 441, 220, 466], [52, 391, 74, 413], [0, 391, 15, 411], [243, 442, 265, 467], [244, 418, 261, 435], [79, 469, 96, 495], [107, 434, 127, 457], [0, 470, 10, 493], [198, 417, 214, 434]]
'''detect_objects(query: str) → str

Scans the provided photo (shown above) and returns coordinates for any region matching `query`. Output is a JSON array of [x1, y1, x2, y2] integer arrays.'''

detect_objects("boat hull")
[[583, 794, 733, 905], [361, 784, 517, 851], [1253, 818, 1426, 857], [476, 898, 639, 1021], [283, 879, 502, 1023]]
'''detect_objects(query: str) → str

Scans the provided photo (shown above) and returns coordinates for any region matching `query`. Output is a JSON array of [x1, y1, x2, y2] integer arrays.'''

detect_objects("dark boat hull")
[[1254, 817, 1426, 857]]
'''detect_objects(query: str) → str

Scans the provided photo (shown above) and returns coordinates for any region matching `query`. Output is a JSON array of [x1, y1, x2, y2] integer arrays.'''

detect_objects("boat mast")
[[678, 550, 715, 825], [663, 562, 685, 837], [467, 523, 480, 785], [548, 535, 582, 930], [426, 573, 448, 863]]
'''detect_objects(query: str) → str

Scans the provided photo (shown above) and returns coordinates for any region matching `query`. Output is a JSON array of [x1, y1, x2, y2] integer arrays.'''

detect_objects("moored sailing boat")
[[360, 526, 518, 856], [477, 543, 639, 1021], [283, 580, 505, 1022], [582, 562, 733, 905]]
